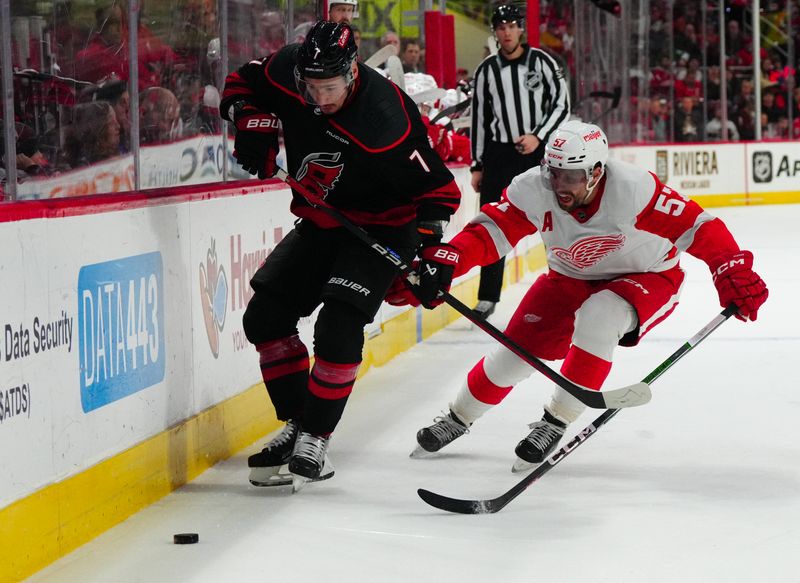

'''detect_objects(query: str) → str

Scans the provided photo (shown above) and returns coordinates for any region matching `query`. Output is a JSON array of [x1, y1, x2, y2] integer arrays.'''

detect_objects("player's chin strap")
[[274, 166, 652, 411], [582, 165, 605, 203]]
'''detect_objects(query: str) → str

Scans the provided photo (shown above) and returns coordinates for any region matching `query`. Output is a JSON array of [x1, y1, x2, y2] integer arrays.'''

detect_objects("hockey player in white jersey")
[[387, 120, 768, 470]]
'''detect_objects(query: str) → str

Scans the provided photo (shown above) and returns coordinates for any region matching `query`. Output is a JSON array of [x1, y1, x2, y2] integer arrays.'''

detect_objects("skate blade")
[[409, 445, 437, 458], [290, 470, 336, 492], [249, 464, 292, 487], [250, 464, 334, 488], [292, 475, 310, 493], [289, 458, 336, 493], [511, 457, 536, 473]]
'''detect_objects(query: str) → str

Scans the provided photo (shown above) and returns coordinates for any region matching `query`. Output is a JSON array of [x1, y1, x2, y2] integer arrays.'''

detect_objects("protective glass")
[[294, 69, 350, 106], [542, 164, 588, 188]]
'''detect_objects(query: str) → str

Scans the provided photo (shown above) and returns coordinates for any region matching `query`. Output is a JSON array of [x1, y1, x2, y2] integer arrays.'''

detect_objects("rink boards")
[[0, 164, 542, 581]]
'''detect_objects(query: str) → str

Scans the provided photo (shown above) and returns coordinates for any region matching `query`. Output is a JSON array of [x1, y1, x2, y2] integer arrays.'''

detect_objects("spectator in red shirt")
[[675, 76, 702, 100], [74, 2, 177, 90]]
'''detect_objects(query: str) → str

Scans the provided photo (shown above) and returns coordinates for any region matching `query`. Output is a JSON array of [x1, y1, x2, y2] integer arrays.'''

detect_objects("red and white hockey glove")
[[384, 274, 421, 307], [709, 250, 768, 321], [233, 105, 279, 179]]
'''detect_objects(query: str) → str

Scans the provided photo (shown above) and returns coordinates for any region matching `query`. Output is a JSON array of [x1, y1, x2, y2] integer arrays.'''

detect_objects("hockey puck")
[[173, 533, 199, 545]]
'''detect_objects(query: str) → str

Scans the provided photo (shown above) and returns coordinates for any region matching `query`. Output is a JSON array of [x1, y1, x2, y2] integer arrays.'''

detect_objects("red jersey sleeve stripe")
[[635, 173, 708, 243], [450, 223, 502, 278], [481, 189, 539, 247], [414, 179, 461, 211]]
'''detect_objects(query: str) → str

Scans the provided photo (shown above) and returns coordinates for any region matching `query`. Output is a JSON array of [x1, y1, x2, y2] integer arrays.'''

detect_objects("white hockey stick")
[[364, 44, 398, 69], [410, 87, 447, 104], [386, 55, 405, 91]]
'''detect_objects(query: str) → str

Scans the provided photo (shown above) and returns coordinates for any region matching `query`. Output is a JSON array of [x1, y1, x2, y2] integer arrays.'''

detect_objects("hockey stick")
[[590, 86, 621, 124], [274, 167, 650, 410], [364, 44, 398, 69], [430, 98, 470, 124], [410, 87, 447, 105], [417, 304, 739, 514], [386, 55, 405, 91], [571, 89, 617, 109]]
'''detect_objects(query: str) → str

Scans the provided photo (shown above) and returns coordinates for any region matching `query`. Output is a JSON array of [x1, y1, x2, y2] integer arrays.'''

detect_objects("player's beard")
[[555, 189, 585, 212]]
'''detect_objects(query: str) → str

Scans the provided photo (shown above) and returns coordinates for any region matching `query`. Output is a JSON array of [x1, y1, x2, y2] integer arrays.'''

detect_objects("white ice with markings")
[[29, 205, 800, 583]]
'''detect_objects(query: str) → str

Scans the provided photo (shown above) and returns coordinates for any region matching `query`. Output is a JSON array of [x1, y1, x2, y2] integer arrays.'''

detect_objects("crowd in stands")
[[2, 0, 798, 199], [538, 0, 799, 142], [2, 0, 437, 193], [2, 0, 255, 192]]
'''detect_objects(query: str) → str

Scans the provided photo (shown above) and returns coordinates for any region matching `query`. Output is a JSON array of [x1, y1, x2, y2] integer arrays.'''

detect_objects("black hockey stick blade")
[[572, 88, 617, 109], [610, 85, 622, 108], [417, 488, 501, 515], [430, 98, 470, 124]]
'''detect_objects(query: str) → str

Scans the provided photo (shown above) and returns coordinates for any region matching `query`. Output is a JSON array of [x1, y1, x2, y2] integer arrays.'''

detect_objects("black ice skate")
[[512, 410, 567, 472], [288, 431, 334, 492], [411, 410, 470, 457], [248, 419, 300, 486]]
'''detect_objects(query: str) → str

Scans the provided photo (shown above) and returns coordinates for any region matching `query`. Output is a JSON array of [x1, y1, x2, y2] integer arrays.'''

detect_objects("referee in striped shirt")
[[469, 4, 570, 319]]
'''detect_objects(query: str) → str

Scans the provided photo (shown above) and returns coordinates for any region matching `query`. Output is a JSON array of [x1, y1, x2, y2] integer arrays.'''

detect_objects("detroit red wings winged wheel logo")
[[296, 152, 344, 199], [551, 234, 626, 269]]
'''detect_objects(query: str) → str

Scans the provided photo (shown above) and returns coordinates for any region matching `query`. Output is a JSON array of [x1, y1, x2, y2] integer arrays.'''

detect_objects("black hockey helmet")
[[296, 21, 357, 80], [491, 4, 524, 30]]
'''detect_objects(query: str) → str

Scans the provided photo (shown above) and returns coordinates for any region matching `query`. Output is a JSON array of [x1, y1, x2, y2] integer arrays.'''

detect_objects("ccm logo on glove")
[[710, 250, 768, 322], [713, 256, 747, 277]]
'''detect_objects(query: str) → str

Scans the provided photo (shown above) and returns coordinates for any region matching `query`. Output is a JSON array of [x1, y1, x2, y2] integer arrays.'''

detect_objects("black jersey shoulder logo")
[[297, 152, 344, 199]]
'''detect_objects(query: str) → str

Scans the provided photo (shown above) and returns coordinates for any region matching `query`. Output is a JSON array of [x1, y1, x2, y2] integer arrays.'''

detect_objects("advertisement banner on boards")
[[747, 142, 800, 195], [611, 143, 745, 198]]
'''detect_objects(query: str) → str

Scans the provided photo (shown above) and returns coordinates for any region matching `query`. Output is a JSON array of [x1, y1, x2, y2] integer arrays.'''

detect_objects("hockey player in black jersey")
[[220, 21, 461, 490]]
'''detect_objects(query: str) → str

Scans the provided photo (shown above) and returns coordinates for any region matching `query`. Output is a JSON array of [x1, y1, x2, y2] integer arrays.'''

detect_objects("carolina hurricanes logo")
[[296, 152, 344, 199], [199, 238, 228, 358], [551, 234, 626, 269]]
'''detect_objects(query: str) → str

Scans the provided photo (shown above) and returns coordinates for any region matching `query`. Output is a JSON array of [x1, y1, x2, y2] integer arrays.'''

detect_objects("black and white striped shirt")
[[471, 45, 570, 166]]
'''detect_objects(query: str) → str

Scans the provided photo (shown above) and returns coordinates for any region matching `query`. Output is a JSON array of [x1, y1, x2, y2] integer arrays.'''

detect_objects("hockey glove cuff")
[[709, 250, 768, 321], [416, 219, 448, 249], [233, 105, 279, 179]]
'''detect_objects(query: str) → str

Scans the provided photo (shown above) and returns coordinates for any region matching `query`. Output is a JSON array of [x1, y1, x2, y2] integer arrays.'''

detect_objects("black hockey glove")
[[415, 244, 460, 308], [413, 219, 457, 308], [233, 104, 280, 179]]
